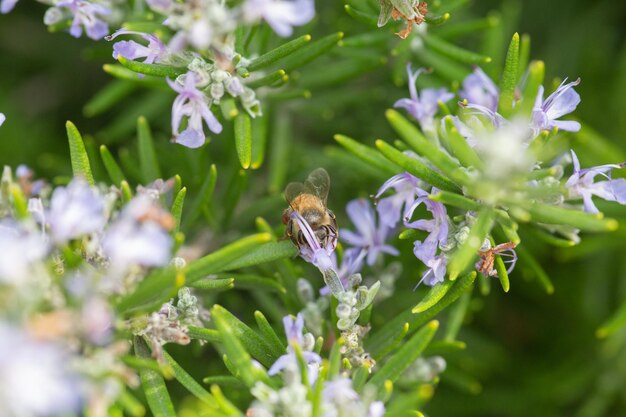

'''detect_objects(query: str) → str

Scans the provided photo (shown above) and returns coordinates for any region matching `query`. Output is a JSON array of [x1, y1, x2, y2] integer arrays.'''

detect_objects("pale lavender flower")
[[168, 72, 222, 148], [404, 187, 450, 286], [0, 113, 5, 125], [0, 222, 48, 284], [394, 64, 454, 131], [290, 210, 334, 272], [0, 324, 81, 417], [242, 0, 315, 37], [341, 199, 399, 266], [459, 67, 499, 112], [55, 0, 111, 40], [532, 78, 581, 135], [107, 30, 168, 65], [565, 150, 626, 213], [0, 0, 17, 13], [374, 172, 421, 228], [102, 195, 173, 270], [268, 314, 321, 385], [48, 179, 107, 243]]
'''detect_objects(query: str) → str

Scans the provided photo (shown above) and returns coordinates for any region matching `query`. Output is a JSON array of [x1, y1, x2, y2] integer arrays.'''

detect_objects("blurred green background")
[[1, 1, 626, 416]]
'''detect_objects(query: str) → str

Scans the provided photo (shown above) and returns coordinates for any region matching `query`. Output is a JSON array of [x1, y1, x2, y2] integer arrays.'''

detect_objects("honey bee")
[[476, 241, 518, 277], [282, 168, 338, 251]]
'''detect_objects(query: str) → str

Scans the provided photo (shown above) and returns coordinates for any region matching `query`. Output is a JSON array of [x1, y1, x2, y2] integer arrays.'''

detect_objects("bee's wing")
[[303, 168, 330, 204], [284, 181, 306, 205]]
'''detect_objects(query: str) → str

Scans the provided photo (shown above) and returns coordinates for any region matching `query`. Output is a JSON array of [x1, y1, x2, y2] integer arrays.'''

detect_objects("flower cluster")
[[376, 62, 626, 287], [248, 313, 384, 417], [0, 166, 182, 417]]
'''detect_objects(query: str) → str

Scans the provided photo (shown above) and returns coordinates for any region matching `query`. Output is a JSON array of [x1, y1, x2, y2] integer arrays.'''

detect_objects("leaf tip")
[[606, 219, 619, 231], [427, 320, 440, 331]]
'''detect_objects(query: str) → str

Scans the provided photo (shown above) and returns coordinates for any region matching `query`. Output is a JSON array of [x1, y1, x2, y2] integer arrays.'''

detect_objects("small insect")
[[282, 168, 338, 251], [476, 241, 518, 277]]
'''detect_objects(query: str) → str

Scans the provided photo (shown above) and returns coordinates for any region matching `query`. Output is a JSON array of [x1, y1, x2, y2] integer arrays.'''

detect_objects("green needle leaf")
[[448, 208, 495, 280], [597, 297, 626, 338], [163, 350, 217, 407], [184, 164, 217, 228], [66, 121, 94, 185], [443, 116, 484, 169], [99, 145, 127, 185], [215, 240, 298, 272], [367, 272, 476, 358], [520, 203, 619, 232], [212, 306, 262, 387], [186, 233, 273, 281], [412, 279, 456, 313], [247, 34, 312, 71], [278, 32, 344, 73], [343, 4, 378, 26], [250, 115, 268, 169], [83, 80, 137, 117], [516, 244, 554, 294], [134, 337, 177, 417], [375, 139, 460, 193], [367, 320, 439, 390], [170, 187, 186, 234], [117, 55, 187, 78], [386, 109, 471, 186], [334, 134, 397, 175], [422, 34, 491, 64], [498, 32, 520, 118], [137, 116, 162, 182], [187, 326, 220, 342], [234, 112, 252, 169], [188, 277, 235, 291], [254, 311, 286, 355], [212, 304, 279, 374]]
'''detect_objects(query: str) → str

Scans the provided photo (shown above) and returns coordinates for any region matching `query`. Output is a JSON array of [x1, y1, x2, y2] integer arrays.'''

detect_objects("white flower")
[[242, 0, 315, 37], [0, 221, 48, 284], [48, 179, 107, 243], [0, 324, 81, 417], [102, 195, 173, 272]]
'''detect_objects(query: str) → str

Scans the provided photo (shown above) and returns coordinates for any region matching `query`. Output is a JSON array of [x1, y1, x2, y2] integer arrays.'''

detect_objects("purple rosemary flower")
[[48, 179, 107, 243], [0, 112, 5, 125], [268, 314, 321, 385], [0, 0, 17, 13], [374, 172, 422, 228], [54, 0, 111, 40], [107, 30, 168, 65], [459, 67, 499, 112], [532, 78, 581, 135], [290, 210, 334, 272], [0, 324, 81, 417], [394, 64, 454, 131], [565, 150, 626, 213], [241, 0, 315, 37], [341, 199, 399, 266], [404, 187, 450, 286], [168, 72, 222, 148], [102, 195, 173, 271]]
